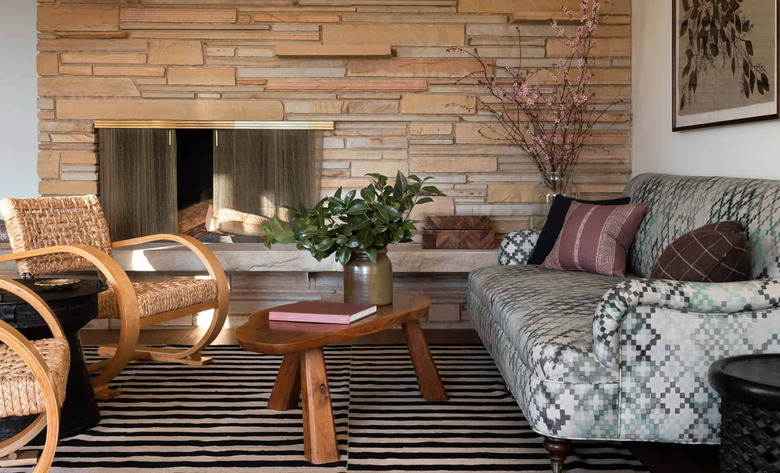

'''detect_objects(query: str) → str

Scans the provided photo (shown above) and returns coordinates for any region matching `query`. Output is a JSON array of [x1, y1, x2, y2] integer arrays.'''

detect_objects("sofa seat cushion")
[[469, 265, 626, 385]]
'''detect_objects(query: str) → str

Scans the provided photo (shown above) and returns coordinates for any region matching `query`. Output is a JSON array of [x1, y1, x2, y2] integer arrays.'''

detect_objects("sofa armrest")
[[498, 230, 541, 266], [592, 278, 780, 370]]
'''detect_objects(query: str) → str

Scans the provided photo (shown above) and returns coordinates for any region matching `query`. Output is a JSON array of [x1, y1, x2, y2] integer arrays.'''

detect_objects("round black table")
[[0, 278, 103, 440], [709, 354, 780, 473]]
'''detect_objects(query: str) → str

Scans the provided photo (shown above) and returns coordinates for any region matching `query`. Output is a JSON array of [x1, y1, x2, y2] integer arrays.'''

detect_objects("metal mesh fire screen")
[[99, 128, 322, 241]]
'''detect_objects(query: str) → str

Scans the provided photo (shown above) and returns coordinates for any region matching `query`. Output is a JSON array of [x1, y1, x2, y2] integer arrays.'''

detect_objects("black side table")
[[0, 278, 103, 440], [709, 354, 780, 473]]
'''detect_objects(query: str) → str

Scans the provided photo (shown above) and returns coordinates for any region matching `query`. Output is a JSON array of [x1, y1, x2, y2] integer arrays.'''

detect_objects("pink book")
[[269, 301, 377, 325]]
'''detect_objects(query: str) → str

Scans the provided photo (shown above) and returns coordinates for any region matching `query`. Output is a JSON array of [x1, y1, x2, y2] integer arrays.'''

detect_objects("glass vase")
[[533, 172, 580, 204]]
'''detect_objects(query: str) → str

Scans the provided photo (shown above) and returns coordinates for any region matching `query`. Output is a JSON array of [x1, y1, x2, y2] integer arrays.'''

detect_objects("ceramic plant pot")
[[343, 249, 393, 305]]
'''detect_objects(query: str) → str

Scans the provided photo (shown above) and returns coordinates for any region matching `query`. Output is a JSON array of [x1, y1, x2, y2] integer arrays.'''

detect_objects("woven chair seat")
[[0, 338, 69, 418], [98, 279, 219, 319]]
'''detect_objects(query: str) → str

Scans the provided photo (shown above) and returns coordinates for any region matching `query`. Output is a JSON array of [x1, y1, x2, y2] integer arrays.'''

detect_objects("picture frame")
[[672, 0, 780, 131]]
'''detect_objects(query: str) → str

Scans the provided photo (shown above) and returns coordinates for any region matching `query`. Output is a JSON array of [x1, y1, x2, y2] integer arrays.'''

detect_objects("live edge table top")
[[236, 293, 431, 356]]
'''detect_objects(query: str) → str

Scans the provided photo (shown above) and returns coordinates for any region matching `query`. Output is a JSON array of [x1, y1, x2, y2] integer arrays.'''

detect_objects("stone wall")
[[36, 0, 632, 237]]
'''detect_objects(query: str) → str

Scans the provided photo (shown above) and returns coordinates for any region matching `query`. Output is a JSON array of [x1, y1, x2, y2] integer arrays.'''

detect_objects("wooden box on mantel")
[[422, 216, 494, 250]]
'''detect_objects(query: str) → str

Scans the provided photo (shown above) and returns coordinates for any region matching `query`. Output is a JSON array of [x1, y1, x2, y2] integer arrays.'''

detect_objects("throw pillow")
[[541, 201, 650, 277], [527, 195, 631, 265], [650, 221, 749, 282]]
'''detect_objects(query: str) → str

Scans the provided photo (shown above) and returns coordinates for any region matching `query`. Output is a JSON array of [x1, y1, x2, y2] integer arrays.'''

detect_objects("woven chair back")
[[0, 196, 113, 277]]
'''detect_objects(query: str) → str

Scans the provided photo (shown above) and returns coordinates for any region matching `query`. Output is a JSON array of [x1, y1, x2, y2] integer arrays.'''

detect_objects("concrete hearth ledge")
[[0, 243, 498, 274]]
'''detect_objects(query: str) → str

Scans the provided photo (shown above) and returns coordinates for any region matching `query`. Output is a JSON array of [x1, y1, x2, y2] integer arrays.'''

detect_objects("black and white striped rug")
[[39, 345, 646, 472]]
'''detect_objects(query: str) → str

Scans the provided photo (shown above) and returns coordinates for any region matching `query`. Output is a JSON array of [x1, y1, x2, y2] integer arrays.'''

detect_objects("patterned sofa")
[[468, 173, 780, 472]]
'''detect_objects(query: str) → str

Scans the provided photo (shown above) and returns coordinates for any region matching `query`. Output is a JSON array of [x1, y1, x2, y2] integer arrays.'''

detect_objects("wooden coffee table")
[[236, 293, 447, 465]]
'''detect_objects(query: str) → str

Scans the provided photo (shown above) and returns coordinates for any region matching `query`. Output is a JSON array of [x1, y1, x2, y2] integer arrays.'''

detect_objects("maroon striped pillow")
[[541, 201, 649, 277]]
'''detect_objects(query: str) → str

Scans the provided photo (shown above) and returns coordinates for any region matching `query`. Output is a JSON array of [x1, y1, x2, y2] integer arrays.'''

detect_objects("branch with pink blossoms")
[[448, 0, 624, 192]]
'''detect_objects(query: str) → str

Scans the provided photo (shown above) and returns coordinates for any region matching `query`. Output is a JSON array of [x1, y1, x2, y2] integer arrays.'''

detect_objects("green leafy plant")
[[263, 172, 444, 265]]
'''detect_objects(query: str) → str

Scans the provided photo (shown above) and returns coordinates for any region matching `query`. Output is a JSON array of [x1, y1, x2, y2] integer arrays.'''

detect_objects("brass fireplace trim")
[[93, 120, 335, 130]]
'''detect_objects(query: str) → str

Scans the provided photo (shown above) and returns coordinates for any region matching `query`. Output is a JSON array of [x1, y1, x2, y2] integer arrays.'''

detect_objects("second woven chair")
[[0, 195, 229, 398]]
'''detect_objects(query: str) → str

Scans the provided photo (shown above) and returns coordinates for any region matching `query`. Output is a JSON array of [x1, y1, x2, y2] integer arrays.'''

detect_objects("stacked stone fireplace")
[[31, 0, 633, 330]]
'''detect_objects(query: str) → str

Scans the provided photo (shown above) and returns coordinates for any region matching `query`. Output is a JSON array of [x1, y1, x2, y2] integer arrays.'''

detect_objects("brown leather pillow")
[[650, 222, 749, 282]]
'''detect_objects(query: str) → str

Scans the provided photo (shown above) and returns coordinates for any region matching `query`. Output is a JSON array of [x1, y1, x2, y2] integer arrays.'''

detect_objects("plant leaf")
[[365, 247, 378, 264], [356, 229, 375, 249]]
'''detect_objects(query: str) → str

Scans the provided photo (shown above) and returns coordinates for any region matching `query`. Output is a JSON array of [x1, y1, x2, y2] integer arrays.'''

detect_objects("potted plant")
[[263, 171, 444, 305], [451, 0, 622, 203]]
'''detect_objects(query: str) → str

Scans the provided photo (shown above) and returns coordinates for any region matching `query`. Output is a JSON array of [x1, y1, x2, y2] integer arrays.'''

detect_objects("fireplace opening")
[[99, 127, 322, 242], [176, 129, 214, 214], [176, 129, 214, 239]]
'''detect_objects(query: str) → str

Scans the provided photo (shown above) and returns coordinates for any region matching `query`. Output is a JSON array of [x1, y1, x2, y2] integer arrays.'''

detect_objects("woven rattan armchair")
[[0, 196, 229, 399], [0, 277, 69, 472]]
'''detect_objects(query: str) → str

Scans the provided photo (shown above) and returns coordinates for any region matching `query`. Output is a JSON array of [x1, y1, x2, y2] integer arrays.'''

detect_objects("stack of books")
[[269, 301, 377, 325]]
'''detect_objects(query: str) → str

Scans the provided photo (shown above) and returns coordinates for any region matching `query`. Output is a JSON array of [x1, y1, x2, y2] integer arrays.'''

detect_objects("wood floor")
[[82, 328, 721, 473]]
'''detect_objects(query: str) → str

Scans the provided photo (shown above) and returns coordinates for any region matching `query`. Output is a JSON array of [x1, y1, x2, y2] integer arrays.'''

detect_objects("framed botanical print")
[[673, 0, 779, 131]]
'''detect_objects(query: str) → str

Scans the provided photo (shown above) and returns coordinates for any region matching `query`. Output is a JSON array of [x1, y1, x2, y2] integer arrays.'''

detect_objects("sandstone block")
[[253, 14, 340, 23], [347, 137, 408, 149], [275, 45, 392, 57], [58, 65, 93, 76], [411, 123, 453, 135], [57, 99, 284, 121], [547, 38, 630, 58], [120, 8, 236, 24], [38, 5, 119, 32], [265, 79, 428, 92], [455, 123, 505, 144], [61, 152, 98, 165], [323, 24, 464, 46], [39, 180, 98, 196], [37, 152, 60, 179], [351, 160, 409, 177], [168, 67, 235, 86], [348, 59, 481, 78], [93, 66, 166, 77], [400, 95, 474, 114], [487, 184, 539, 202], [410, 157, 498, 173], [37, 53, 58, 76], [238, 67, 346, 78], [39, 77, 140, 97], [60, 53, 147, 64], [149, 40, 204, 65]]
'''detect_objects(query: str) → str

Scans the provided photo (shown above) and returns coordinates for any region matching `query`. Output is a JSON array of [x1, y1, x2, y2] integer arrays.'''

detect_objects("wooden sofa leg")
[[543, 437, 572, 473]]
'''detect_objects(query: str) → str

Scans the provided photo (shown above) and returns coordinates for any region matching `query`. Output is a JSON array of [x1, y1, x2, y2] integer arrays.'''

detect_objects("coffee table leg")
[[300, 348, 339, 464], [403, 320, 448, 402], [268, 353, 301, 411]]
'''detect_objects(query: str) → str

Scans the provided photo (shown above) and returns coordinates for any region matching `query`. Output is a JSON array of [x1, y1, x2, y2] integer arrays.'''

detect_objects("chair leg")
[[543, 437, 572, 473], [102, 292, 230, 366], [88, 307, 141, 397]]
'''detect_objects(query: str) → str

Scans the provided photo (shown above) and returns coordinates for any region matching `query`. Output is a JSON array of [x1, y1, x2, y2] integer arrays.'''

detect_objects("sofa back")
[[625, 173, 780, 280]]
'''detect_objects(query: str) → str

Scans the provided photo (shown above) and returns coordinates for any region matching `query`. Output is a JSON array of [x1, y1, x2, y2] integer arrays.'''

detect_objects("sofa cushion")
[[541, 201, 649, 277], [527, 195, 631, 265], [650, 221, 749, 282], [469, 265, 625, 385], [626, 174, 780, 279]]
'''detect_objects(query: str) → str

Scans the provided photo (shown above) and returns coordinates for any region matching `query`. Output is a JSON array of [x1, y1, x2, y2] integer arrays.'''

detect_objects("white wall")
[[0, 0, 38, 198], [632, 0, 780, 180]]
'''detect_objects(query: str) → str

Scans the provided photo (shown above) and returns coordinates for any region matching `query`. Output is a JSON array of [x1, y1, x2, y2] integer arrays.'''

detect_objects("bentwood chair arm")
[[111, 234, 230, 355], [0, 277, 66, 340], [111, 233, 227, 283], [0, 245, 141, 390], [0, 281, 64, 472]]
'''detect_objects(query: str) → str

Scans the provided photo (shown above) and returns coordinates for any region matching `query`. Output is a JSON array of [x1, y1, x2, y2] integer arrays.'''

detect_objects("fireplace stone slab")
[[0, 243, 497, 275]]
